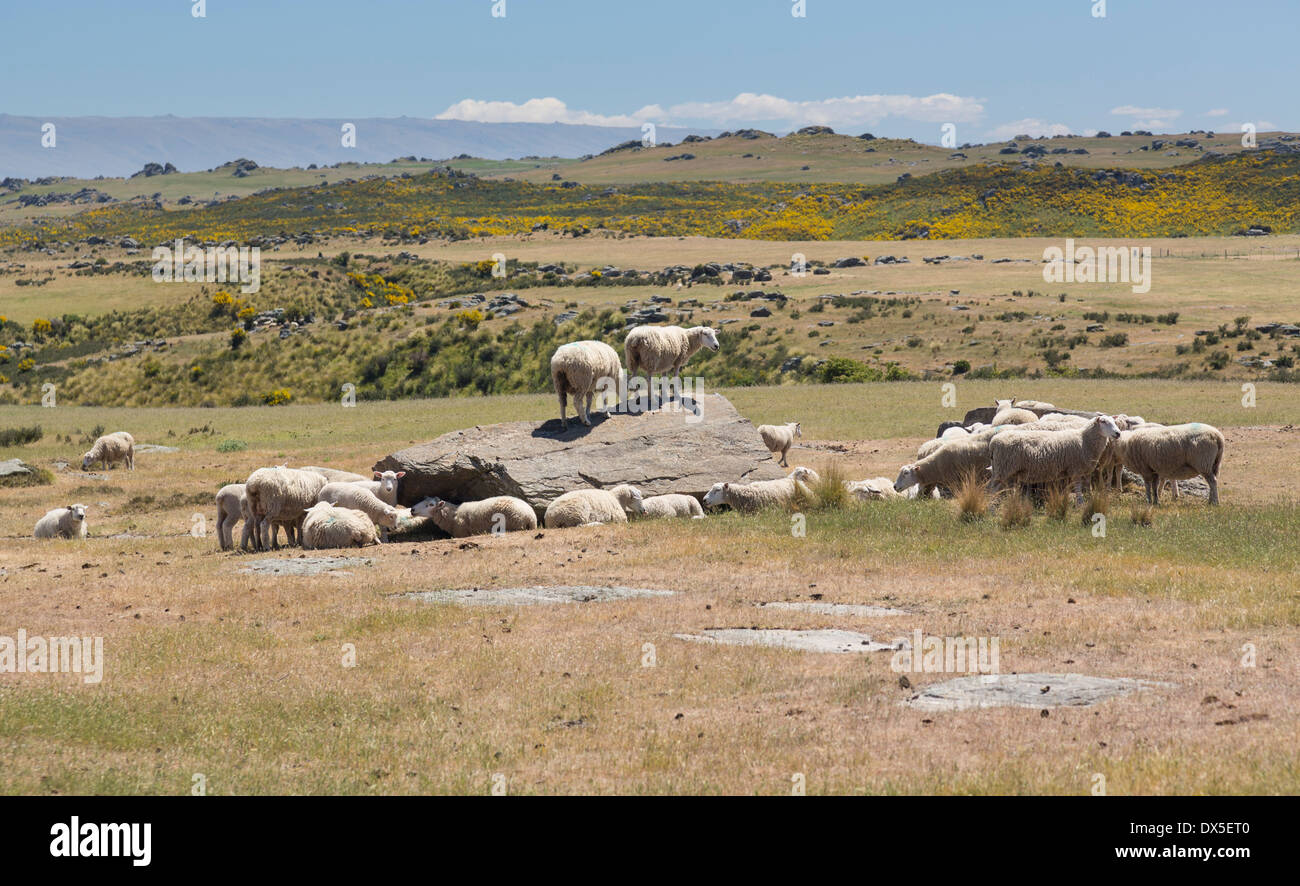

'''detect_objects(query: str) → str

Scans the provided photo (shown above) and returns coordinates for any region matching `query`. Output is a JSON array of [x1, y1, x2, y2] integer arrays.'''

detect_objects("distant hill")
[[0, 115, 715, 178]]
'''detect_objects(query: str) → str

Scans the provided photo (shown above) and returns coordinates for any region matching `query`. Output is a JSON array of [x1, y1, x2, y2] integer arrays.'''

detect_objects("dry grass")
[[999, 491, 1034, 529], [1044, 483, 1072, 521], [953, 470, 990, 522]]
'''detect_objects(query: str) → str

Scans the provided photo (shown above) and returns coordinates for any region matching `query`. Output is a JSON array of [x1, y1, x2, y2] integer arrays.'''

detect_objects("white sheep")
[[318, 481, 412, 539], [894, 434, 996, 495], [996, 397, 1055, 411], [215, 483, 253, 551], [550, 340, 623, 428], [1113, 422, 1224, 505], [81, 431, 135, 471], [939, 425, 971, 440], [624, 324, 719, 381], [34, 504, 88, 539], [245, 466, 329, 550], [703, 467, 817, 512], [300, 502, 380, 549], [989, 415, 1121, 498], [544, 484, 644, 528], [846, 477, 905, 500], [639, 493, 705, 519], [301, 466, 371, 483], [990, 407, 1039, 426], [411, 495, 538, 537], [757, 422, 801, 467]]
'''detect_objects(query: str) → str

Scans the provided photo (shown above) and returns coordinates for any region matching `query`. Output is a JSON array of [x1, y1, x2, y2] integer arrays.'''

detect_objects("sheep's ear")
[[373, 471, 382, 479], [396, 472, 406, 479]]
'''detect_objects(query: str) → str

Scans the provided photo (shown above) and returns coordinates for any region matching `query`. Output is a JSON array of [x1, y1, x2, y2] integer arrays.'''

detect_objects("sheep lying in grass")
[[757, 422, 801, 467], [215, 483, 252, 551], [894, 435, 996, 496], [318, 482, 412, 540], [81, 431, 135, 471], [639, 493, 705, 519], [302, 466, 371, 483], [624, 324, 719, 381], [412, 495, 537, 537], [550, 340, 623, 428], [989, 415, 1121, 499], [1113, 422, 1224, 505], [245, 466, 328, 550], [703, 467, 818, 512], [300, 502, 380, 549], [34, 504, 88, 539], [544, 484, 644, 528], [847, 477, 905, 500]]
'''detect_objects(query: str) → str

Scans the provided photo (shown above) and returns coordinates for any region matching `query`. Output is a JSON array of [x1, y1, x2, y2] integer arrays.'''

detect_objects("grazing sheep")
[[757, 422, 801, 467], [318, 481, 411, 539], [301, 466, 371, 483], [245, 467, 329, 550], [300, 502, 380, 550], [1113, 422, 1224, 505], [894, 434, 996, 495], [34, 504, 88, 540], [989, 415, 1122, 497], [703, 467, 817, 512], [550, 340, 623, 428], [639, 493, 705, 519], [544, 484, 644, 528], [215, 483, 252, 551], [81, 431, 135, 471], [412, 495, 538, 537], [990, 407, 1040, 426], [624, 324, 720, 381]]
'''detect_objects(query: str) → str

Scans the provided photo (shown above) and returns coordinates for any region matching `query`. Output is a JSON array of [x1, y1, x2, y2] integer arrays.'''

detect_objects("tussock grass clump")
[[999, 491, 1034, 529], [1081, 486, 1111, 526], [953, 470, 989, 522], [806, 462, 849, 511], [1044, 483, 1071, 521], [1130, 503, 1154, 526], [0, 424, 42, 447]]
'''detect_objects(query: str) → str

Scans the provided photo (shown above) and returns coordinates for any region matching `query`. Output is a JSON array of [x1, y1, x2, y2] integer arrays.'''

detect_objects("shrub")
[[216, 439, 248, 453], [263, 388, 292, 406], [1099, 333, 1129, 348], [0, 424, 43, 446], [230, 328, 248, 350], [951, 359, 970, 374]]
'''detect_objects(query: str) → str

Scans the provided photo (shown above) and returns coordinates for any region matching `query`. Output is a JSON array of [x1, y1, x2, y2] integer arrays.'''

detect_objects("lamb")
[[301, 466, 371, 483], [988, 415, 1122, 497], [703, 467, 818, 512], [300, 502, 380, 549], [550, 340, 623, 428], [244, 466, 329, 550], [757, 422, 801, 466], [639, 493, 705, 519], [34, 504, 88, 540], [81, 431, 135, 471], [624, 324, 719, 381], [990, 407, 1040, 426], [894, 434, 997, 495], [543, 484, 645, 528], [411, 495, 538, 537], [215, 483, 253, 551], [1112, 422, 1224, 505], [317, 481, 412, 539]]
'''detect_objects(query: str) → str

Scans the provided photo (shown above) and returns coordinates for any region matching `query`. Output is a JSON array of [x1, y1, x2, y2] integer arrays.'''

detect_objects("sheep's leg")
[[1145, 473, 1160, 505], [581, 392, 593, 426], [1169, 478, 1181, 501], [239, 520, 253, 552], [780, 445, 789, 468], [1205, 473, 1219, 505], [217, 517, 231, 551], [557, 389, 568, 429]]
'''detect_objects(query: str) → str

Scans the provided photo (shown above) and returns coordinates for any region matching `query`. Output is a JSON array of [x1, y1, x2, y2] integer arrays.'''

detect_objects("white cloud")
[[435, 92, 986, 131], [1205, 108, 1230, 117], [1110, 104, 1183, 129], [984, 118, 1073, 140]]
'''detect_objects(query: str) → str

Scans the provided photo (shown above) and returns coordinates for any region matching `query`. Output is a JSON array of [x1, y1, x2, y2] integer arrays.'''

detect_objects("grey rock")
[[675, 628, 896, 654], [407, 585, 675, 606], [904, 672, 1173, 712], [239, 557, 373, 575]]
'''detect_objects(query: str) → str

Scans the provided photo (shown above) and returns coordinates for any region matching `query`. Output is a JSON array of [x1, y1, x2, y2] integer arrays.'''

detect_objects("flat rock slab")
[[904, 673, 1173, 712], [239, 557, 374, 575], [756, 601, 910, 617], [675, 628, 895, 653], [0, 458, 35, 478], [373, 392, 785, 514], [407, 585, 675, 606], [134, 443, 179, 454]]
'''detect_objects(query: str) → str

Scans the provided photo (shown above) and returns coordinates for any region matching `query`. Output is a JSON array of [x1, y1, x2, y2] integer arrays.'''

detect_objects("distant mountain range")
[[0, 115, 717, 179]]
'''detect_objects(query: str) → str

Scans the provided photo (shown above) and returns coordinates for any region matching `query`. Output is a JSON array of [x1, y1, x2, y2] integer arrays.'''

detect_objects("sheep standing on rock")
[[34, 504, 88, 539], [215, 484, 252, 551], [300, 502, 380, 549], [81, 432, 135, 471], [1113, 422, 1224, 505], [989, 415, 1121, 498], [624, 325, 719, 385], [757, 422, 801, 467], [318, 481, 412, 539], [638, 493, 705, 519], [245, 467, 328, 550], [703, 467, 818, 512], [544, 484, 644, 528], [412, 495, 538, 537], [550, 340, 623, 429]]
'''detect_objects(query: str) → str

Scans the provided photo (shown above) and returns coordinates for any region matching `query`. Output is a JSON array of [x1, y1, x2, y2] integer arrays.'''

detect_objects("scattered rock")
[[407, 586, 675, 606], [239, 557, 373, 575], [674, 628, 896, 653], [904, 673, 1173, 712]]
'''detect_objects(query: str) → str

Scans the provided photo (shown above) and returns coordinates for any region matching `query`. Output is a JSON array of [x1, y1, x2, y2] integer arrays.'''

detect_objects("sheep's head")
[[410, 497, 442, 518], [793, 422, 803, 437], [611, 484, 645, 514], [303, 501, 334, 518], [994, 397, 1015, 410], [791, 466, 819, 484], [68, 503, 87, 521], [373, 470, 406, 496], [703, 482, 728, 507], [693, 326, 720, 351], [79, 452, 94, 470], [894, 465, 919, 492], [1095, 415, 1122, 440], [394, 508, 417, 528]]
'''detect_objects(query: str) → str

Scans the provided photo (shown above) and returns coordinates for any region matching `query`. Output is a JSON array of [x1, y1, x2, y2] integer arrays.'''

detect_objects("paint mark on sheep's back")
[[407, 585, 675, 606], [903, 673, 1175, 712], [675, 628, 896, 653], [239, 557, 374, 575]]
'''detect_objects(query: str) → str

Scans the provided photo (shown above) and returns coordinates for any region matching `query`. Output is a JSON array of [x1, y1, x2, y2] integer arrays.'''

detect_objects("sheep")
[[990, 407, 1040, 426], [1112, 422, 1224, 505], [894, 434, 997, 495], [300, 502, 380, 550], [317, 481, 412, 539], [215, 483, 253, 551], [988, 415, 1122, 498], [550, 340, 623, 428], [411, 495, 538, 537], [639, 493, 705, 519], [940, 424, 971, 440], [624, 324, 719, 382], [757, 422, 801, 467], [34, 504, 88, 540], [81, 431, 135, 471], [543, 484, 645, 528], [703, 467, 817, 512], [847, 477, 905, 500], [995, 397, 1055, 412], [301, 466, 371, 483], [245, 467, 328, 550]]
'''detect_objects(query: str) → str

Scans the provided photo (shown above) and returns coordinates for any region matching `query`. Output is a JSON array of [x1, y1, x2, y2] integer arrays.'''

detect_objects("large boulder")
[[374, 393, 787, 515]]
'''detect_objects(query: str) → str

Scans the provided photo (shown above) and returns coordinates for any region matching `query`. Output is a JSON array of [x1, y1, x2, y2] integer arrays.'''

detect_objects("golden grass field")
[[1, 377, 1296, 794]]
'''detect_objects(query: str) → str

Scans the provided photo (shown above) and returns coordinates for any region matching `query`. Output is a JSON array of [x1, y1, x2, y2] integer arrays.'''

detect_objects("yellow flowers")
[[17, 358, 35, 372], [456, 308, 484, 330], [263, 388, 292, 406], [32, 318, 53, 337]]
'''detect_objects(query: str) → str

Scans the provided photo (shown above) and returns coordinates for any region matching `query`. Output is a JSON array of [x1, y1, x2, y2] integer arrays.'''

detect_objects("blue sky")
[[3, 0, 1295, 141]]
